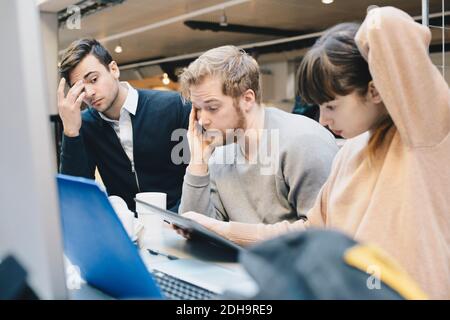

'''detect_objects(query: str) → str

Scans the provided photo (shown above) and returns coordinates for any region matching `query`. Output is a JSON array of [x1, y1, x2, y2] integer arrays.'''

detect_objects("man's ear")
[[109, 61, 120, 79], [367, 81, 382, 104], [241, 89, 256, 111]]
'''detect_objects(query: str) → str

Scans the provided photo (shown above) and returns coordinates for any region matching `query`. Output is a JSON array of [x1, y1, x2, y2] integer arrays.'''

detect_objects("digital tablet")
[[134, 198, 244, 253]]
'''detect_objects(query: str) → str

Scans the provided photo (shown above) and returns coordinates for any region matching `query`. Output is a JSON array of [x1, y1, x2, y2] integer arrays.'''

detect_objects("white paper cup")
[[135, 192, 167, 242], [136, 192, 167, 213]]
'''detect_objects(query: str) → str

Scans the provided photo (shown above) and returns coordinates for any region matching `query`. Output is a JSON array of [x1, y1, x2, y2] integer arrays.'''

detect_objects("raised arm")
[[355, 6, 450, 147], [178, 106, 229, 220], [58, 78, 96, 178]]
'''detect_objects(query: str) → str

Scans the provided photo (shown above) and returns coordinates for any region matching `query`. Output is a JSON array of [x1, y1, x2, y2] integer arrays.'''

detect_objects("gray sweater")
[[179, 107, 338, 223]]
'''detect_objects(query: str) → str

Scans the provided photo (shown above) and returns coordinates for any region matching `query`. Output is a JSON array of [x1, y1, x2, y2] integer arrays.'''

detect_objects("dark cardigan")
[[60, 89, 191, 211]]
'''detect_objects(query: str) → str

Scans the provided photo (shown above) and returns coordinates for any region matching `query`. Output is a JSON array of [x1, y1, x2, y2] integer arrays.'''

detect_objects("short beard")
[[231, 98, 246, 143], [216, 99, 248, 145]]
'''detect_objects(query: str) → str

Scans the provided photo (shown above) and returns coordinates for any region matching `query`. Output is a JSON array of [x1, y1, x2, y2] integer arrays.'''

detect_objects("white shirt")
[[98, 82, 138, 164]]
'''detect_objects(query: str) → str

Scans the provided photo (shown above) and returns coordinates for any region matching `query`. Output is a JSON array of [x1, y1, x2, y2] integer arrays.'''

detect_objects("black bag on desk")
[[237, 229, 427, 300], [0, 255, 39, 300]]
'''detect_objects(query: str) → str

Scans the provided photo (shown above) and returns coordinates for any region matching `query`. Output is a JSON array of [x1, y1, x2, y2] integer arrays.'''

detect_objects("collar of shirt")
[[98, 82, 138, 123]]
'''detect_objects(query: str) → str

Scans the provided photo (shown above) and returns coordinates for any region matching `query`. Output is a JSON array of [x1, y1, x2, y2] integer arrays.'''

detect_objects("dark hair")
[[59, 38, 112, 85], [297, 22, 394, 159], [297, 23, 372, 104]]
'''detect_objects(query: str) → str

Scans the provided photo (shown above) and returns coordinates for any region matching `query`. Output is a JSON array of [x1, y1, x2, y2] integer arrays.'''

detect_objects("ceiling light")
[[220, 11, 228, 27], [114, 44, 123, 53], [322, 0, 334, 4], [162, 73, 170, 85]]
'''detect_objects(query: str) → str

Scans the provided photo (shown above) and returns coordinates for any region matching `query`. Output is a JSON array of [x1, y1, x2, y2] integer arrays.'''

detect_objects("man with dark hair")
[[58, 38, 190, 211]]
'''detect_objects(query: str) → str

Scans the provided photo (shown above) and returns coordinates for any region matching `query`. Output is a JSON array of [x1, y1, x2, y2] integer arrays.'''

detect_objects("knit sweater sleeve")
[[178, 170, 228, 221], [225, 180, 330, 246], [355, 6, 450, 147]]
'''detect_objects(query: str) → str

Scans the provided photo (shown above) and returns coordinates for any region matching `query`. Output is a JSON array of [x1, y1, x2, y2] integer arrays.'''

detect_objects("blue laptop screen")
[[56, 174, 162, 299]]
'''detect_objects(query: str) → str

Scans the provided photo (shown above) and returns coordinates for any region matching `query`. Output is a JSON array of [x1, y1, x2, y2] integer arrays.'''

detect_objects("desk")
[[69, 213, 255, 299]]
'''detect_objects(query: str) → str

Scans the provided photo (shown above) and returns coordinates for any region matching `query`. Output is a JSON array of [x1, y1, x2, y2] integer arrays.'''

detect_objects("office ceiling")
[[55, 0, 448, 71]]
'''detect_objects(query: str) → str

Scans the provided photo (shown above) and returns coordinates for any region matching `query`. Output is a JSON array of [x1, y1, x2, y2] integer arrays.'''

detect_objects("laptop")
[[56, 174, 257, 300]]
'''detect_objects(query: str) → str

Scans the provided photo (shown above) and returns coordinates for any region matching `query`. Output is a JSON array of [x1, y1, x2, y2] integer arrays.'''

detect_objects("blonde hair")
[[178, 45, 262, 104]]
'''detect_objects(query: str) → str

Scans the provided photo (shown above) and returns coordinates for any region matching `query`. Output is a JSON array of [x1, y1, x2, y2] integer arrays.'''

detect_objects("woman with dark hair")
[[180, 7, 450, 298]]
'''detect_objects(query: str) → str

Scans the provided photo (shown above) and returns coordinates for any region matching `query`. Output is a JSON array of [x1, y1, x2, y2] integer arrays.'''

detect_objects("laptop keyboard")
[[152, 270, 216, 300]]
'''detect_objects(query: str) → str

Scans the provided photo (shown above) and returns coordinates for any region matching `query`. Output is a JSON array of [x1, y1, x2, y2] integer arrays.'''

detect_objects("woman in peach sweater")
[[180, 7, 450, 299]]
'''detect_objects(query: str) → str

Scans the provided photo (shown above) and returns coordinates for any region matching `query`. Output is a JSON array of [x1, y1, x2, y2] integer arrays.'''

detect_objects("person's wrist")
[[207, 219, 230, 238], [187, 163, 208, 176], [63, 128, 80, 137]]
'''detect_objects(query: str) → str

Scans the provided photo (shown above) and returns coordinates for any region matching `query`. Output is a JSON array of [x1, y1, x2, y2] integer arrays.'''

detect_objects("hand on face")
[[57, 78, 85, 137], [187, 107, 223, 174]]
